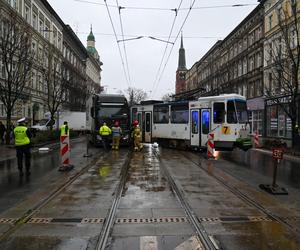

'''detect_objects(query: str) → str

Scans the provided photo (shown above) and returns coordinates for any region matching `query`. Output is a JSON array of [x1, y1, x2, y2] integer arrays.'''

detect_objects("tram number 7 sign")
[[272, 148, 283, 160], [222, 126, 231, 135]]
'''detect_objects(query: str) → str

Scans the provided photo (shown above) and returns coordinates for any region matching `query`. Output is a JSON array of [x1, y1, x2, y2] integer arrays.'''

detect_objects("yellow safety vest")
[[60, 125, 69, 136], [14, 126, 30, 146], [99, 125, 111, 136]]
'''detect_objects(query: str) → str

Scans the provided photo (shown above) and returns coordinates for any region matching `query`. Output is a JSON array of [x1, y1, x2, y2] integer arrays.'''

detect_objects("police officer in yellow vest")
[[14, 117, 32, 177], [60, 121, 69, 136], [99, 122, 111, 151]]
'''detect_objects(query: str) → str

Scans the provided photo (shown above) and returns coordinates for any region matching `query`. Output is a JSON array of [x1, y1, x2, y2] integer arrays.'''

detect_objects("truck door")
[[190, 110, 200, 147], [201, 109, 210, 147], [144, 112, 152, 143]]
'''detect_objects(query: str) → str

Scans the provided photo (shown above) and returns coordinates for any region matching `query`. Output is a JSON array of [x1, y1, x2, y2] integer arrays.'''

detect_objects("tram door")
[[200, 109, 210, 147], [144, 112, 152, 143], [190, 110, 200, 147]]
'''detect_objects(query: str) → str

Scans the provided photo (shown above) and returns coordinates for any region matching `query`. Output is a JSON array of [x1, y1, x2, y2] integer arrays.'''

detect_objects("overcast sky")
[[48, 0, 259, 99]]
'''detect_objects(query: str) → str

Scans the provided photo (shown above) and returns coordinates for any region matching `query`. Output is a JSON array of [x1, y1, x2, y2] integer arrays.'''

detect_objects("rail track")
[[0, 150, 124, 244], [181, 151, 300, 237]]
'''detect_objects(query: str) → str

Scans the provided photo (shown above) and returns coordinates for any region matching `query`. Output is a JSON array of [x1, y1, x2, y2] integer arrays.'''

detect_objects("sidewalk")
[[252, 147, 300, 163]]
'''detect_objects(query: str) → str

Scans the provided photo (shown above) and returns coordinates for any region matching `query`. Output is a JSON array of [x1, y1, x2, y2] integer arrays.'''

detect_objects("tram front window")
[[235, 100, 248, 123]]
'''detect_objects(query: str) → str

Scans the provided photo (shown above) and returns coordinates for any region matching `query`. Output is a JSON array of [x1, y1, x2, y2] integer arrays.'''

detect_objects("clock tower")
[[175, 34, 187, 94]]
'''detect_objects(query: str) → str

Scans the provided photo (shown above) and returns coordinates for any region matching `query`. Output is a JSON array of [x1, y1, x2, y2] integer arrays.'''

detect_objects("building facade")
[[0, 0, 103, 127]]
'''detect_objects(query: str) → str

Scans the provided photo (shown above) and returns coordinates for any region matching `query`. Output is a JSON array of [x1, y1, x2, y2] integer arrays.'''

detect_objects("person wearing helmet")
[[99, 122, 112, 151], [133, 123, 143, 151], [111, 121, 122, 150], [14, 117, 32, 177]]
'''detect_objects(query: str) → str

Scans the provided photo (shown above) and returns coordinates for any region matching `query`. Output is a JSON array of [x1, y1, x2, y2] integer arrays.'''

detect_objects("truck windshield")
[[98, 105, 128, 119]]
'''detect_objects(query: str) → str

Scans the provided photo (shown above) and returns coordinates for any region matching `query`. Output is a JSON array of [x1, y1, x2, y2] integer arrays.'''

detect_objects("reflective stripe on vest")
[[14, 126, 30, 146], [60, 125, 69, 136], [112, 127, 121, 137], [100, 126, 111, 135]]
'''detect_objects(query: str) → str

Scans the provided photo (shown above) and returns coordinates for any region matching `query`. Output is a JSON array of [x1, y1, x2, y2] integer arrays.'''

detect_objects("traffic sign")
[[272, 148, 283, 160]]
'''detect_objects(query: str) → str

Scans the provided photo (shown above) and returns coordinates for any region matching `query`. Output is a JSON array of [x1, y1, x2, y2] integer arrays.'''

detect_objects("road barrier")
[[207, 133, 214, 159], [59, 135, 73, 171], [254, 131, 260, 148]]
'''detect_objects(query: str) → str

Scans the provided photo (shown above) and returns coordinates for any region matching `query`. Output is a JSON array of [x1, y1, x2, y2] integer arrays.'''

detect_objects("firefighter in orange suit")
[[133, 123, 143, 151]]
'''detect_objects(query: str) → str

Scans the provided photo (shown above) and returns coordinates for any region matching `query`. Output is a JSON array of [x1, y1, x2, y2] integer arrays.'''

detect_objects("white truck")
[[31, 111, 86, 131]]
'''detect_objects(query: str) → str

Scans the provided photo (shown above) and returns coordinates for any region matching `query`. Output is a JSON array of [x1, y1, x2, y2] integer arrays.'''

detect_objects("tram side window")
[[171, 105, 189, 124], [202, 110, 210, 134], [153, 106, 169, 124], [213, 102, 225, 123], [227, 100, 237, 123]]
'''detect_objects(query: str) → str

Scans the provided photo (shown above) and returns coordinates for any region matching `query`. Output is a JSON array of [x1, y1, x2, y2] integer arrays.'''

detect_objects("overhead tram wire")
[[115, 0, 132, 86], [150, 0, 184, 99], [103, 0, 131, 87], [152, 0, 197, 98], [74, 0, 257, 11]]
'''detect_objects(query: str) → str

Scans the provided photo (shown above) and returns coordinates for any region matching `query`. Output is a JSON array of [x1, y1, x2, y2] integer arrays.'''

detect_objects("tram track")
[[95, 150, 132, 250], [182, 151, 300, 237], [0, 150, 113, 243], [153, 149, 218, 250]]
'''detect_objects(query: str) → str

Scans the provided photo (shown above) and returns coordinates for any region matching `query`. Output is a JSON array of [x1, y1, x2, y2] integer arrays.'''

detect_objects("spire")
[[87, 24, 95, 42], [178, 33, 186, 70]]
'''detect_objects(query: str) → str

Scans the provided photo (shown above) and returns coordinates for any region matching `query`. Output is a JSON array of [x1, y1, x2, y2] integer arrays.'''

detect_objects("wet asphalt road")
[[219, 148, 300, 190], [0, 142, 300, 249]]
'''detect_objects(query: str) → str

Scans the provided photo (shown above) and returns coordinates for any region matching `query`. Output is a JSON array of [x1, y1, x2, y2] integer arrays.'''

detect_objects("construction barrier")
[[254, 131, 260, 148], [207, 133, 214, 159], [59, 135, 72, 171]]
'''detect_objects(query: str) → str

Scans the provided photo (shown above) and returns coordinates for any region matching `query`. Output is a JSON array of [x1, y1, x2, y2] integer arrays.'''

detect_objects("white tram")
[[131, 94, 251, 150]]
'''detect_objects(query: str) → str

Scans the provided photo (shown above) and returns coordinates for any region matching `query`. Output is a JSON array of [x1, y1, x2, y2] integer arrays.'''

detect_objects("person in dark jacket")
[[14, 117, 32, 177]]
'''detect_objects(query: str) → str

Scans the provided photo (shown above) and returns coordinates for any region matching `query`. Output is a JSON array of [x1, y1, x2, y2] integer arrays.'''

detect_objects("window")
[[235, 100, 248, 123], [191, 111, 198, 134], [268, 14, 273, 30], [32, 11, 38, 30], [227, 100, 237, 123], [24, 4, 31, 23], [145, 113, 151, 132], [170, 104, 189, 124], [202, 110, 210, 134], [213, 102, 225, 123], [44, 19, 50, 40], [249, 110, 263, 135], [153, 105, 169, 124]]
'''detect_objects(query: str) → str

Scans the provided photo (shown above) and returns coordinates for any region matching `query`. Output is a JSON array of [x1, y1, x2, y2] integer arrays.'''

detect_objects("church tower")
[[175, 34, 187, 94], [86, 25, 100, 61]]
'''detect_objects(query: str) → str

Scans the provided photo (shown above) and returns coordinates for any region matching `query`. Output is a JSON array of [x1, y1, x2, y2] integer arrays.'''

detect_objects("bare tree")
[[162, 92, 174, 102], [43, 45, 66, 130], [124, 87, 147, 106], [0, 11, 34, 144], [265, 1, 300, 148]]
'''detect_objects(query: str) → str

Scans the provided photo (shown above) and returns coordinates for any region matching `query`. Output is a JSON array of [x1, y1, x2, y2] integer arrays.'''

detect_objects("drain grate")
[[82, 218, 104, 224], [28, 218, 52, 224], [116, 217, 188, 224], [0, 215, 280, 225], [0, 218, 17, 224]]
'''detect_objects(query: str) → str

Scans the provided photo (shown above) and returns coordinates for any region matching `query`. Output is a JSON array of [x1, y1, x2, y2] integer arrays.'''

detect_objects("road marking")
[[175, 235, 204, 250], [140, 236, 158, 250]]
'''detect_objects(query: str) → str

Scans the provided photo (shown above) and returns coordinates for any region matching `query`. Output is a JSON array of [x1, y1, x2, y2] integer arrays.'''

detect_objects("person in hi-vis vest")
[[99, 122, 111, 151], [60, 121, 69, 137], [14, 117, 32, 177]]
